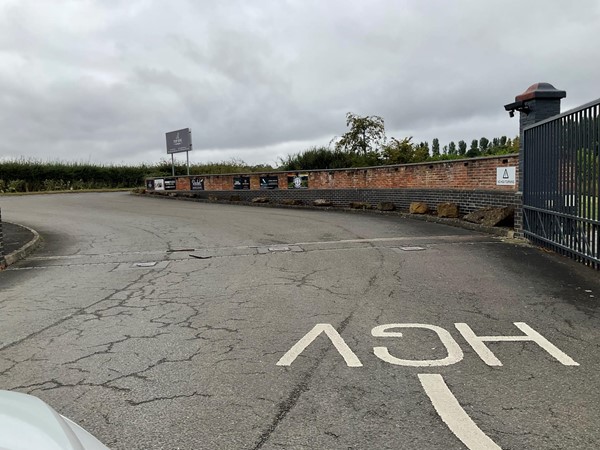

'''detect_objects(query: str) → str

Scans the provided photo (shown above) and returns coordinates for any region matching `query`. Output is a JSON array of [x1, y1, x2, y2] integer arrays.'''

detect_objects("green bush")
[[0, 158, 274, 193]]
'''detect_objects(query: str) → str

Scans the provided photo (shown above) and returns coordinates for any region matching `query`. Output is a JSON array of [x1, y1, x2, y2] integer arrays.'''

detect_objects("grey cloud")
[[0, 0, 599, 165]]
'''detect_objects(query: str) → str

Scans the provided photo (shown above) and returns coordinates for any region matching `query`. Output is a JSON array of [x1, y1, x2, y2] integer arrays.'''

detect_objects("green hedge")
[[0, 159, 273, 192]]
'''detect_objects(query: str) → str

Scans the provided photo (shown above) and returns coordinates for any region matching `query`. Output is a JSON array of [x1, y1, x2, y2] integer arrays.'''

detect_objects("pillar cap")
[[515, 82, 566, 102]]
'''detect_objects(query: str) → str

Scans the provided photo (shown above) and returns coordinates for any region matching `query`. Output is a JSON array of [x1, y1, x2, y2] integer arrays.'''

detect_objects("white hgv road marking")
[[372, 323, 464, 366], [276, 323, 363, 367], [455, 322, 579, 366], [276, 322, 579, 367]]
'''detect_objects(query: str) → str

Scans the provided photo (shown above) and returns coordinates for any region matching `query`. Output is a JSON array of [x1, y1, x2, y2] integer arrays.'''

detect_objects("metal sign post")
[[165, 128, 193, 177], [186, 143, 191, 175]]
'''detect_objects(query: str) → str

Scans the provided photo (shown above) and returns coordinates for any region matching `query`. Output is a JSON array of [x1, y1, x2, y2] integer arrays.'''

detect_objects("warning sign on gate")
[[496, 167, 516, 185]]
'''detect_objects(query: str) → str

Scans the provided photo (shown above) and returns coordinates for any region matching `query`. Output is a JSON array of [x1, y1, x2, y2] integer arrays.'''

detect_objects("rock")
[[409, 202, 429, 214], [313, 199, 332, 207], [229, 195, 241, 202], [437, 202, 459, 218], [377, 202, 396, 211], [463, 207, 514, 227], [349, 202, 370, 209], [251, 197, 269, 203], [280, 199, 304, 206]]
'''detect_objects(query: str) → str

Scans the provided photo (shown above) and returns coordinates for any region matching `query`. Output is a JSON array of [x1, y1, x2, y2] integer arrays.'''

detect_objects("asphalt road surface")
[[1, 192, 599, 450]]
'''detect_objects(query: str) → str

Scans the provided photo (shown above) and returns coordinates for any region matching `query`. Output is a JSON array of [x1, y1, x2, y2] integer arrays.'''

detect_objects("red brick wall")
[[176, 177, 190, 190], [156, 155, 519, 192], [308, 156, 518, 191]]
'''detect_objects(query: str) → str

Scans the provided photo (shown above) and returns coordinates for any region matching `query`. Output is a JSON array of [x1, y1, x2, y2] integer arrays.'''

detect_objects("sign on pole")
[[165, 128, 193, 176], [166, 128, 192, 154]]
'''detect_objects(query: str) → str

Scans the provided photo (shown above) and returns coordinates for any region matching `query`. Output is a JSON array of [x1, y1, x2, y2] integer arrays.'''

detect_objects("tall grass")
[[0, 158, 273, 192]]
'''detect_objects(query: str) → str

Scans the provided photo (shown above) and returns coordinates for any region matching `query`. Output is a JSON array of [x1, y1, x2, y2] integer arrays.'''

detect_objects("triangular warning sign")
[[503, 169, 509, 179]]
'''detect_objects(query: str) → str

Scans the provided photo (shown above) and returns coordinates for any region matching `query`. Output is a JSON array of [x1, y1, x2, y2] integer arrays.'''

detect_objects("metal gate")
[[523, 98, 600, 269]]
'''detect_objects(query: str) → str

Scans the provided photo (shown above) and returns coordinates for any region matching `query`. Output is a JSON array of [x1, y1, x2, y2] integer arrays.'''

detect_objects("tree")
[[382, 137, 414, 164], [479, 137, 490, 154], [458, 140, 467, 156], [413, 142, 430, 162], [448, 141, 457, 155], [510, 136, 520, 152], [279, 146, 354, 170], [466, 139, 480, 157], [432, 138, 440, 157], [335, 112, 386, 157]]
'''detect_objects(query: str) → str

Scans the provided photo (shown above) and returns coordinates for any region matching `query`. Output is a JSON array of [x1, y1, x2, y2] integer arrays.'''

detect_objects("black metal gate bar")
[[523, 98, 600, 269]]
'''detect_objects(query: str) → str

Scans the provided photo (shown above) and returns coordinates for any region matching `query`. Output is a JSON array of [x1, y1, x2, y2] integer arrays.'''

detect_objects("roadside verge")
[[1, 222, 41, 269]]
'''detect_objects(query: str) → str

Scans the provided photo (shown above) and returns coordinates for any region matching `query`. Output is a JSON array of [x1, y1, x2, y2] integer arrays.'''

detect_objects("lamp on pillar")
[[504, 82, 566, 124]]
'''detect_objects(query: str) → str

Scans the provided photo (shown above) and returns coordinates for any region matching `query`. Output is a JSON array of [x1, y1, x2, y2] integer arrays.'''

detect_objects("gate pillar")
[[0, 207, 5, 269], [504, 83, 566, 236]]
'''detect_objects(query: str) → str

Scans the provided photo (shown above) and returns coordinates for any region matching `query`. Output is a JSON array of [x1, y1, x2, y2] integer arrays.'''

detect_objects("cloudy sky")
[[0, 0, 598, 166]]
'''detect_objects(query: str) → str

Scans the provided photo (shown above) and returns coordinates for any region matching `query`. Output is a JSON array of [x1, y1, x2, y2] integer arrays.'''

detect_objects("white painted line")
[[116, 261, 169, 271], [135, 262, 157, 267], [268, 246, 290, 252], [419, 374, 502, 450], [455, 322, 579, 366], [399, 246, 426, 251], [276, 323, 363, 367], [292, 235, 478, 246]]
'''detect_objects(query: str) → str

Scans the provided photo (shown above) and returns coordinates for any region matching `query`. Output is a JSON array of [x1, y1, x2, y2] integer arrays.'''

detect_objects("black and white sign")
[[496, 167, 516, 185], [190, 177, 204, 191], [165, 128, 192, 154], [233, 176, 251, 190], [146, 179, 155, 190], [164, 178, 177, 190], [154, 178, 165, 191], [287, 173, 309, 189], [260, 175, 279, 190]]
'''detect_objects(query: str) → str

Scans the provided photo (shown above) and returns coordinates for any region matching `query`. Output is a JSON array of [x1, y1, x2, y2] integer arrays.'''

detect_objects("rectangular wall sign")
[[496, 167, 516, 185], [233, 176, 251, 190]]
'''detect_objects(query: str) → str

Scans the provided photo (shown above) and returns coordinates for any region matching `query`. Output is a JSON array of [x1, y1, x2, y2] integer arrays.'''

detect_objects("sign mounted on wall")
[[190, 177, 205, 191], [233, 176, 251, 190], [260, 176, 279, 190], [164, 178, 177, 190], [496, 167, 516, 186], [287, 173, 309, 189]]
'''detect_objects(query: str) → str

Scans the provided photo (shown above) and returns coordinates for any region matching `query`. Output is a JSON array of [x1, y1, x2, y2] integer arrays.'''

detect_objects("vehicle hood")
[[0, 390, 109, 450]]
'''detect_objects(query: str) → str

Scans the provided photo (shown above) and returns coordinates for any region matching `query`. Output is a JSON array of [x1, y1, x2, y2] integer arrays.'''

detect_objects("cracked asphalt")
[[0, 192, 599, 450]]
